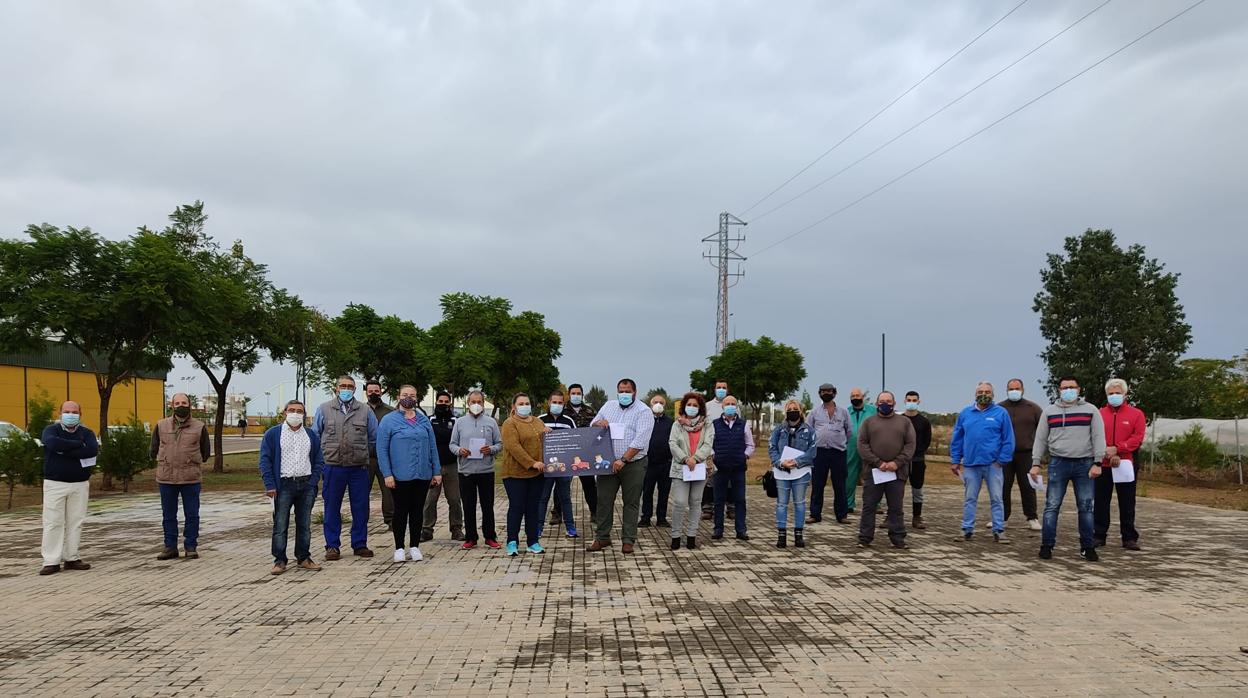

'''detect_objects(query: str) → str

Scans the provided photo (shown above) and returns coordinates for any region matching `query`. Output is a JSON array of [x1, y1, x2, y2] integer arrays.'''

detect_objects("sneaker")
[[408, 547, 423, 562], [393, 548, 407, 563], [484, 539, 502, 550], [1039, 545, 1053, 560], [527, 543, 545, 555], [984, 521, 994, 530], [535, 526, 545, 539], [506, 541, 519, 557], [184, 549, 199, 559], [157, 547, 179, 560], [566, 526, 579, 538], [994, 532, 1010, 545], [324, 548, 341, 561], [461, 540, 477, 550], [1027, 518, 1041, 531], [1081, 547, 1099, 562], [1123, 540, 1142, 551]]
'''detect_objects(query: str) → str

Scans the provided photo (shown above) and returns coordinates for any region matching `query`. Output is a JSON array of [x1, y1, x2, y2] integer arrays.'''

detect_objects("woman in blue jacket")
[[377, 385, 442, 563], [768, 400, 817, 549]]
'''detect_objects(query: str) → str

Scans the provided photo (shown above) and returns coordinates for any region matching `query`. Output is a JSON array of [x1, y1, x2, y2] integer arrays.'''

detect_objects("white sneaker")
[[1027, 518, 1041, 531], [392, 548, 407, 563], [408, 547, 423, 562], [984, 521, 993, 530]]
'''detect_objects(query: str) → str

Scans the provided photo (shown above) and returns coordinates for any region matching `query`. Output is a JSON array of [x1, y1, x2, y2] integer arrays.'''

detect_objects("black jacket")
[[430, 413, 457, 466], [648, 415, 674, 465]]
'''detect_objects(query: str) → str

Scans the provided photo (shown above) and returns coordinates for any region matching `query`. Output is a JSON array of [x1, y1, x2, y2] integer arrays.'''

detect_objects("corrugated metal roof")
[[0, 340, 167, 379]]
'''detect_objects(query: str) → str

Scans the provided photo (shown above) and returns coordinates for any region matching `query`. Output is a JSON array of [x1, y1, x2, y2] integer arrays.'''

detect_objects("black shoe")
[[670, 537, 681, 550], [656, 519, 671, 528], [963, 531, 973, 541], [891, 540, 908, 549], [776, 529, 787, 549], [1081, 547, 1099, 562], [848, 508, 856, 514], [727, 507, 736, 519], [1092, 536, 1106, 549], [1123, 540, 1142, 551], [1039, 545, 1053, 560], [836, 518, 848, 524], [420, 531, 434, 543], [712, 531, 724, 540], [38, 565, 60, 576], [637, 519, 652, 528], [686, 536, 697, 550], [857, 540, 871, 548], [736, 533, 750, 541]]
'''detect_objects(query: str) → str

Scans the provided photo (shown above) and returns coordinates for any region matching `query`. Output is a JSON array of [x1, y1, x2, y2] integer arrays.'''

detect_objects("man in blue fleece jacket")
[[950, 382, 1015, 543]]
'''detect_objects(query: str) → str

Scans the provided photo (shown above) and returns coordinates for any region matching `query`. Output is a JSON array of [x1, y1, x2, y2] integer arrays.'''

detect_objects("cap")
[[818, 383, 836, 392]]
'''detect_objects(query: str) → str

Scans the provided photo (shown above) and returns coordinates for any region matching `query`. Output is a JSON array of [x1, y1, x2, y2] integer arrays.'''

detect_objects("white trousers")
[[42, 479, 90, 566]]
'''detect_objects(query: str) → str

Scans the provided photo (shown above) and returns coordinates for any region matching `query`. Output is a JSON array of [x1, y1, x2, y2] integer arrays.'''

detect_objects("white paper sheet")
[[1028, 473, 1045, 491], [681, 463, 707, 481], [609, 422, 625, 439], [467, 438, 487, 460], [1112, 459, 1135, 483], [779, 446, 806, 464], [774, 466, 812, 481], [80, 456, 97, 468], [871, 468, 897, 485]]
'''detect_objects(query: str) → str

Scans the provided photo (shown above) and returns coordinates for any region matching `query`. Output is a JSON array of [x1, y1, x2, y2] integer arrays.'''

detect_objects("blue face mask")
[[61, 413, 81, 428], [723, 405, 738, 417], [904, 402, 919, 412], [618, 393, 633, 407], [715, 388, 727, 400], [1107, 394, 1125, 407], [1060, 388, 1079, 403], [1007, 390, 1023, 402], [339, 389, 354, 403], [549, 403, 564, 415], [569, 394, 582, 406], [684, 405, 699, 417], [516, 404, 532, 417]]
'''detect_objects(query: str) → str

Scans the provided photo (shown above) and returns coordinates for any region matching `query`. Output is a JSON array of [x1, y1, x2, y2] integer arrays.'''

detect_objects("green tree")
[[585, 384, 608, 410], [1033, 229, 1191, 412], [0, 224, 195, 489], [1158, 425, 1223, 482], [0, 432, 41, 509], [97, 416, 154, 493], [26, 391, 56, 437], [689, 336, 806, 429], [326, 304, 429, 399], [1148, 357, 1248, 418], [644, 387, 673, 417]]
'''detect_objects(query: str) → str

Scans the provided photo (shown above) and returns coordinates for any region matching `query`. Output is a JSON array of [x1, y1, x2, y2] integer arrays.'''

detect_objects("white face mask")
[[285, 412, 304, 428], [651, 402, 665, 415], [469, 403, 484, 416]]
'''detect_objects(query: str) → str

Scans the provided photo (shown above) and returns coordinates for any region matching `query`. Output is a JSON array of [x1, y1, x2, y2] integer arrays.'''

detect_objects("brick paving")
[[0, 481, 1246, 696]]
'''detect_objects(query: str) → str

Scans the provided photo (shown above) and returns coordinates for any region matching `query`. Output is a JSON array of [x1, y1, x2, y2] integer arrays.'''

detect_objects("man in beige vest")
[[150, 393, 211, 560]]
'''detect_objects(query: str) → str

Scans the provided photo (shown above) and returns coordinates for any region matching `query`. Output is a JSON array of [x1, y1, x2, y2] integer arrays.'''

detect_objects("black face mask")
[[785, 410, 801, 422], [367, 395, 381, 405], [173, 406, 191, 419], [435, 404, 452, 417], [850, 398, 864, 408], [819, 393, 834, 403]]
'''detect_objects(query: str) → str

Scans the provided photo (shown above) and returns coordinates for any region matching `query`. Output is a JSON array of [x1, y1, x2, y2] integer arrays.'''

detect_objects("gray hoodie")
[[1031, 398, 1106, 466]]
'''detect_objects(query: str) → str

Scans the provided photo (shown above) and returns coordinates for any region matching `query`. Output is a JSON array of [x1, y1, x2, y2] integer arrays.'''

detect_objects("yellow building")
[[0, 342, 167, 432]]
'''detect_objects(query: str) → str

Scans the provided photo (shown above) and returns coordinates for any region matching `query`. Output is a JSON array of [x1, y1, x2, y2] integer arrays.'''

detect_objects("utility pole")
[[702, 212, 747, 354], [881, 333, 886, 393]]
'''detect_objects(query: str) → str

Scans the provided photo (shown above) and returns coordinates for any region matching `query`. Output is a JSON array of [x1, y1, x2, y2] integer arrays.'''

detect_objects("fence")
[[1145, 416, 1245, 484]]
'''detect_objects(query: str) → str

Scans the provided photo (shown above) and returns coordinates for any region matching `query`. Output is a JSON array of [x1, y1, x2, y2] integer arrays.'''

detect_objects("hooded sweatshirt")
[[1032, 398, 1106, 466]]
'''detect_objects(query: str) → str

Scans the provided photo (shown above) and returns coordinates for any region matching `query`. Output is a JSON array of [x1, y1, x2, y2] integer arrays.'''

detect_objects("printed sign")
[[541, 426, 616, 477]]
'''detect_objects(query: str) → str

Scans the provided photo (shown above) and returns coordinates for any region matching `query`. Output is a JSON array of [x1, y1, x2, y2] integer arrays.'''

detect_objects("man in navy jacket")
[[259, 400, 326, 575], [39, 401, 100, 576]]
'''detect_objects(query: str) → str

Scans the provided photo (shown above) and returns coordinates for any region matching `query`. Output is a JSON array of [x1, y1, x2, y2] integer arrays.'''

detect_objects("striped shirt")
[[593, 400, 655, 461], [279, 425, 312, 478]]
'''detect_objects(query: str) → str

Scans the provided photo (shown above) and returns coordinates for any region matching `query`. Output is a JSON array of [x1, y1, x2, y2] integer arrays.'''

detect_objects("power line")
[[748, 0, 1112, 224], [739, 0, 1031, 216], [748, 0, 1209, 259]]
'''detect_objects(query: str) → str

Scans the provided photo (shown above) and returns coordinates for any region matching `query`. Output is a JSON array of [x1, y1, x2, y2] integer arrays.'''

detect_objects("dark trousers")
[[272, 476, 317, 564], [323, 464, 370, 550], [701, 477, 715, 511], [641, 459, 672, 522], [553, 475, 597, 519], [368, 457, 395, 524], [159, 482, 200, 550], [459, 472, 497, 543], [909, 459, 926, 516], [809, 447, 847, 521], [390, 478, 431, 550], [1003, 450, 1037, 521], [504, 476, 544, 547], [1094, 466, 1139, 543], [539, 477, 574, 533], [859, 478, 906, 545], [713, 468, 747, 536]]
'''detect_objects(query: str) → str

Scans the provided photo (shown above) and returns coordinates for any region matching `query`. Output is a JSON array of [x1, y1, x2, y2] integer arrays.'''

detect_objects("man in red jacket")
[[1094, 378, 1146, 551]]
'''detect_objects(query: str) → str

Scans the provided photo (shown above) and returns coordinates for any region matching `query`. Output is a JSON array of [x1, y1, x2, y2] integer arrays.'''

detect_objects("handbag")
[[762, 469, 778, 498]]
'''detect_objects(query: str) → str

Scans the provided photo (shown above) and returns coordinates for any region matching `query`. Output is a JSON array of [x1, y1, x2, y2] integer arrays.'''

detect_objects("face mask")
[[399, 397, 417, 409], [338, 389, 354, 402], [877, 403, 895, 416], [516, 404, 532, 417], [684, 405, 700, 417], [819, 393, 834, 403], [975, 395, 993, 406], [1060, 388, 1079, 403], [618, 393, 633, 407], [285, 412, 304, 427], [367, 395, 381, 405], [173, 406, 191, 419], [785, 410, 801, 422], [469, 403, 484, 416], [714, 388, 727, 400], [723, 405, 738, 417], [60, 413, 80, 428], [1007, 390, 1023, 402], [904, 402, 919, 412], [549, 403, 564, 415], [651, 403, 665, 415], [1107, 394, 1125, 407], [850, 398, 864, 409], [435, 404, 452, 417], [570, 394, 583, 406]]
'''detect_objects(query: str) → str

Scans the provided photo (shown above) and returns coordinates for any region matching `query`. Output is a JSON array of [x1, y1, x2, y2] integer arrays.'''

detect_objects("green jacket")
[[846, 404, 877, 458]]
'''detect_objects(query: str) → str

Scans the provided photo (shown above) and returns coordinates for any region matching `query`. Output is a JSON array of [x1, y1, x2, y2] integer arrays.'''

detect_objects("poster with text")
[[541, 426, 616, 477]]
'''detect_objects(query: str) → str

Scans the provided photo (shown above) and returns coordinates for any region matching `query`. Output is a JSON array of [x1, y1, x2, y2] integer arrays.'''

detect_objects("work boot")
[[776, 528, 787, 548], [184, 548, 199, 559], [157, 547, 180, 560], [794, 529, 805, 548], [353, 547, 374, 558], [420, 530, 434, 543], [911, 516, 926, 530], [324, 548, 341, 561]]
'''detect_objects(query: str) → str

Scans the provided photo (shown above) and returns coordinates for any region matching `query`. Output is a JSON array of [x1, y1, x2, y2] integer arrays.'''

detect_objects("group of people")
[[34, 372, 1145, 576]]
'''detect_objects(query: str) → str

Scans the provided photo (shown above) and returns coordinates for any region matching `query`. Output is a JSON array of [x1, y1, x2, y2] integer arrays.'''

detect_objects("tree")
[[27, 391, 56, 436], [160, 202, 308, 472], [0, 224, 194, 488], [1148, 357, 1248, 419], [1157, 425, 1223, 482], [644, 387, 673, 418], [326, 304, 429, 399], [97, 416, 154, 493], [0, 432, 41, 509], [585, 384, 608, 411], [1033, 229, 1191, 412], [689, 336, 806, 429]]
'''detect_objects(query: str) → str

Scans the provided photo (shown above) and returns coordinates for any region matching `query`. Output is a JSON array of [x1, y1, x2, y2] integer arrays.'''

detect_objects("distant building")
[[199, 393, 251, 426]]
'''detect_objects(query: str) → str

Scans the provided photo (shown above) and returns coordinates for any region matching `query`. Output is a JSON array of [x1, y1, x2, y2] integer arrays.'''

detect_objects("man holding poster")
[[585, 378, 654, 554]]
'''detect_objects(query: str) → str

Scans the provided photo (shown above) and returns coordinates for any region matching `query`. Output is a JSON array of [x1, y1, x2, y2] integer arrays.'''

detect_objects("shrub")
[[0, 433, 42, 509], [98, 416, 154, 493], [27, 391, 56, 438], [1157, 425, 1223, 482]]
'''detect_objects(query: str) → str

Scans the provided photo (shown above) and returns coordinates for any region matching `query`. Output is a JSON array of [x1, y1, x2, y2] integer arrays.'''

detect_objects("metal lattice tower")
[[702, 212, 747, 354]]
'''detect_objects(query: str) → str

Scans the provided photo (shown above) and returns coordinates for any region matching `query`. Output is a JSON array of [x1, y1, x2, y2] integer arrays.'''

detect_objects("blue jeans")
[[713, 469, 747, 536], [272, 476, 318, 564], [961, 464, 1005, 534], [503, 476, 543, 546], [323, 465, 371, 550], [537, 477, 574, 537], [159, 483, 201, 549], [1042, 457, 1096, 549], [775, 472, 811, 529]]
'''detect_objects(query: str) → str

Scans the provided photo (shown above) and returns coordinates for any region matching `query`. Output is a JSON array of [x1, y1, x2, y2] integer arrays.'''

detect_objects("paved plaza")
[[1, 483, 1246, 696]]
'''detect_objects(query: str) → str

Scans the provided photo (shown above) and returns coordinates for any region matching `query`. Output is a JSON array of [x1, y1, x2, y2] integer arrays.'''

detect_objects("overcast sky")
[[2, 0, 1245, 413]]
